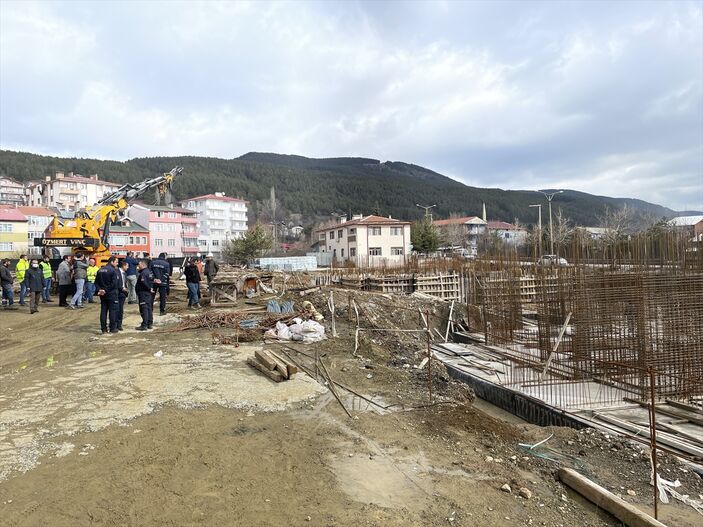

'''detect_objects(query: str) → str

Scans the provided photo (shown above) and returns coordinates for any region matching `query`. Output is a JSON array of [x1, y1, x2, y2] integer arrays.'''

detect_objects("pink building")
[[128, 203, 199, 257]]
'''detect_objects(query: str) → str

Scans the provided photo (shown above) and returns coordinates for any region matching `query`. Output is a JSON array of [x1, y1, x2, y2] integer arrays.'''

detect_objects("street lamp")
[[529, 204, 542, 257], [416, 203, 437, 221], [538, 190, 563, 255]]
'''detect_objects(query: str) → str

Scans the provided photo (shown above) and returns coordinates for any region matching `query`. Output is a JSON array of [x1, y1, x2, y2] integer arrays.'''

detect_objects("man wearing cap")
[[204, 253, 219, 292], [150, 252, 171, 316]]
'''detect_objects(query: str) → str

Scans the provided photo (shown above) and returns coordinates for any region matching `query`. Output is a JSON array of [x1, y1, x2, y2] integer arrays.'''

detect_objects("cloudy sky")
[[1, 1, 701, 210]]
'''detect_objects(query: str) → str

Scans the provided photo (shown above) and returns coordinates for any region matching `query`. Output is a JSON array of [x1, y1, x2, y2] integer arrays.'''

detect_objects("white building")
[[315, 214, 412, 267], [487, 221, 529, 245], [0, 177, 26, 206], [17, 206, 55, 256], [182, 192, 248, 258], [26, 172, 121, 211]]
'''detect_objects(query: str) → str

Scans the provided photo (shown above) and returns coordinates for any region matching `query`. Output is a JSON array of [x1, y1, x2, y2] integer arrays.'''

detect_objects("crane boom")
[[35, 167, 183, 265]]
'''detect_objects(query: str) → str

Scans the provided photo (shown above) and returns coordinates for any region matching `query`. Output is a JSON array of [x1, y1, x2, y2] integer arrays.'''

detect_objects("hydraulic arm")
[[35, 167, 183, 265]]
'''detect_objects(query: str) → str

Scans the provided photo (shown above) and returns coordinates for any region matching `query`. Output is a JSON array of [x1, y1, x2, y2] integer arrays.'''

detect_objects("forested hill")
[[0, 149, 689, 226]]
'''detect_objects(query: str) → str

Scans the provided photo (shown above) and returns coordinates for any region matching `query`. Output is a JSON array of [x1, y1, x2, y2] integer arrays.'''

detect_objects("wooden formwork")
[[366, 275, 414, 294], [209, 282, 238, 307], [415, 272, 461, 301]]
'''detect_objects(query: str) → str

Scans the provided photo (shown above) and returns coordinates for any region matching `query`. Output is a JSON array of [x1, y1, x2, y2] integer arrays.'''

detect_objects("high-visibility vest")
[[15, 259, 29, 281], [39, 261, 52, 279], [87, 265, 99, 283]]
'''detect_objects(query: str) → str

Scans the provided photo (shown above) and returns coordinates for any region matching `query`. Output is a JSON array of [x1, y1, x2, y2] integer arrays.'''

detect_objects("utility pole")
[[416, 203, 437, 221], [539, 190, 563, 255], [529, 204, 542, 257]]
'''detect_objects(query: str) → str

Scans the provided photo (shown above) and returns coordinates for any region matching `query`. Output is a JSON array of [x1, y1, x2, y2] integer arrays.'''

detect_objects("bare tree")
[[547, 209, 574, 255], [439, 213, 467, 248], [598, 205, 636, 245]]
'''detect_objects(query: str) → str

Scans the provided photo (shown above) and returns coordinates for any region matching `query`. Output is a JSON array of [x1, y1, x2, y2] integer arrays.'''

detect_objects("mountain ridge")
[[0, 149, 697, 226]]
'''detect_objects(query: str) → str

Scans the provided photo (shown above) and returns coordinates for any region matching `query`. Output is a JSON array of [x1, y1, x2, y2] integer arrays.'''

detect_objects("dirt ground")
[[0, 289, 701, 526]]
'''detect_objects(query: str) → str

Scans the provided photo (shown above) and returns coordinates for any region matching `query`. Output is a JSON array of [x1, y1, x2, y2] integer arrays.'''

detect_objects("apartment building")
[[315, 214, 411, 267], [0, 177, 26, 206], [17, 206, 55, 256], [0, 208, 28, 258], [26, 172, 120, 211], [182, 192, 248, 258], [128, 203, 199, 257]]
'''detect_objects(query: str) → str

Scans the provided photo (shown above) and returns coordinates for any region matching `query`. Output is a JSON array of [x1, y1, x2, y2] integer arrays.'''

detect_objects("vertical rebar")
[[427, 309, 432, 403], [648, 366, 658, 520]]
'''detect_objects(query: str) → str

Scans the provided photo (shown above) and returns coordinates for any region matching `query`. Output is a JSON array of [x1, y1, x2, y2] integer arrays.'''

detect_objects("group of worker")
[[1, 250, 220, 334]]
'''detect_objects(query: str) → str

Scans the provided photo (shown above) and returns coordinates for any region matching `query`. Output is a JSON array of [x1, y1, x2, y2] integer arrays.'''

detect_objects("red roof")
[[0, 209, 27, 221], [487, 220, 526, 231], [17, 206, 54, 217], [338, 215, 411, 227], [185, 194, 247, 203], [434, 216, 483, 226]]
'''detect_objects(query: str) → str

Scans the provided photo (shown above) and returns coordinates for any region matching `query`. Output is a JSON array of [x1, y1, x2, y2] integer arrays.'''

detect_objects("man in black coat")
[[22, 259, 44, 314], [135, 259, 155, 331], [150, 252, 171, 316], [95, 256, 120, 335]]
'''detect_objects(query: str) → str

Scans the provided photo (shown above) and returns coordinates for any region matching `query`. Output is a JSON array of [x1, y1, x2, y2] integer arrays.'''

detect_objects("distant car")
[[539, 254, 568, 266]]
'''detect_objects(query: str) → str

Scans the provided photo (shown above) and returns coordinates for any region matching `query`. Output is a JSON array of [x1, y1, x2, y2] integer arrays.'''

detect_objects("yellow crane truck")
[[34, 167, 183, 265]]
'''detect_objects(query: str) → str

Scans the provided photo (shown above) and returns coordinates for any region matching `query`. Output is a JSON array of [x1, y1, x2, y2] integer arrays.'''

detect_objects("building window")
[[168, 212, 177, 219], [198, 240, 207, 246], [391, 247, 404, 255], [333, 249, 336, 258], [167, 239, 175, 247], [369, 247, 382, 256], [370, 227, 381, 236], [0, 242, 13, 251], [0, 223, 12, 232], [212, 240, 219, 247], [338, 229, 343, 238], [391, 227, 402, 236], [329, 230, 335, 240], [129, 236, 134, 244], [349, 228, 356, 235], [340, 248, 344, 257], [155, 239, 163, 247], [350, 247, 356, 257]]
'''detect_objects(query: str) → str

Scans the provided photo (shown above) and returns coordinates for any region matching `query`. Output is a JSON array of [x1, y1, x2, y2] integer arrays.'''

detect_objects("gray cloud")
[[0, 0, 701, 210]]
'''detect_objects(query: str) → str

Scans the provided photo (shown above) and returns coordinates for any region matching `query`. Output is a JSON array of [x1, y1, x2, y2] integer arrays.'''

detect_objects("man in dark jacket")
[[95, 256, 120, 335], [150, 252, 171, 316], [1, 258, 17, 310], [22, 259, 44, 314], [135, 259, 155, 331], [184, 258, 202, 309]]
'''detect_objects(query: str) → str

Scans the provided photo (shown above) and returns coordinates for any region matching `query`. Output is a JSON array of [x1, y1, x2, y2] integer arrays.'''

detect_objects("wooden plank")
[[666, 399, 703, 416], [255, 350, 277, 370], [558, 468, 668, 527], [268, 349, 298, 378], [246, 357, 283, 382], [624, 398, 703, 427]]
